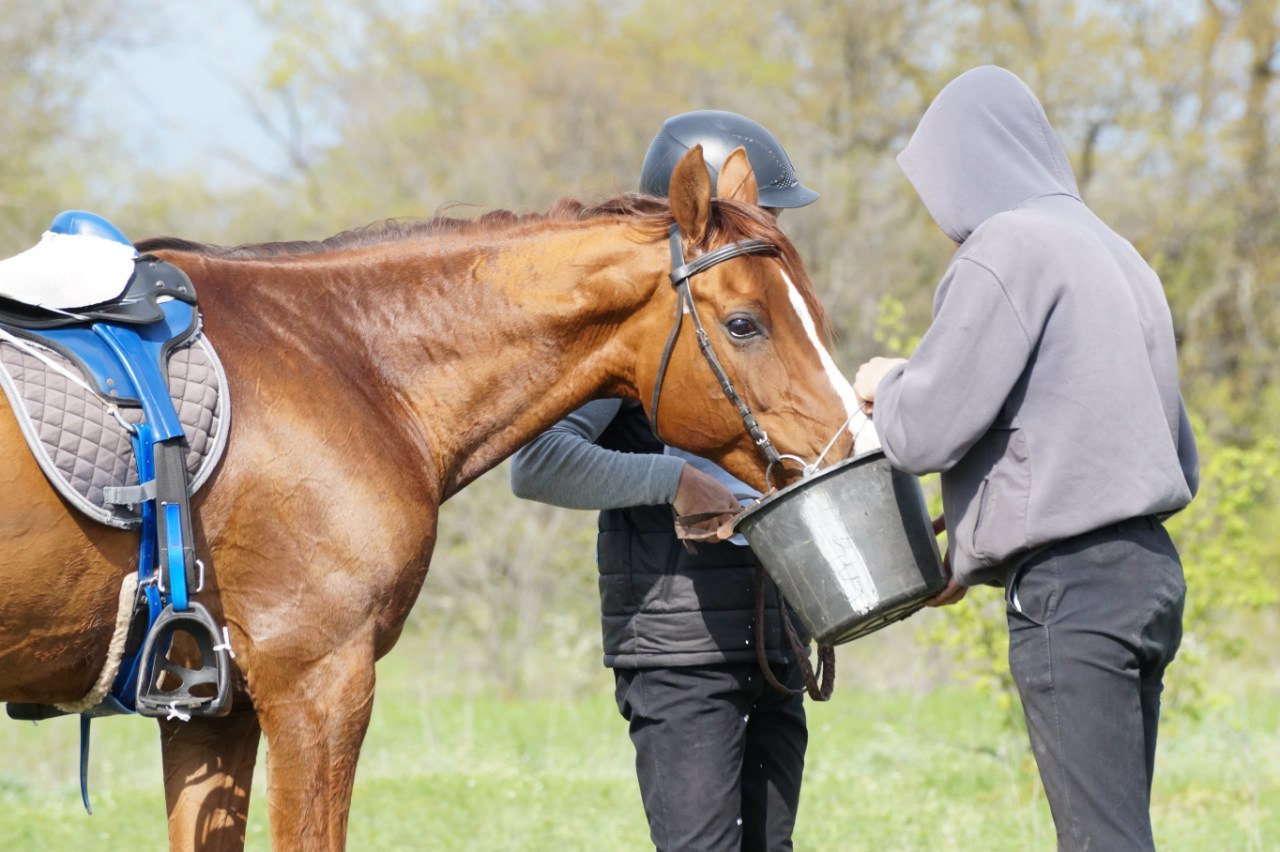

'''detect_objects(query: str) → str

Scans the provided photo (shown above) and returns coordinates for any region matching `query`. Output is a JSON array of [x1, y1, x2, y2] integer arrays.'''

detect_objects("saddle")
[[0, 212, 232, 732]]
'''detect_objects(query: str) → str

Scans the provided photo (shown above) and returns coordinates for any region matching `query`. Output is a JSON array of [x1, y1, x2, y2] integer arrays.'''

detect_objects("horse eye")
[[726, 317, 759, 339]]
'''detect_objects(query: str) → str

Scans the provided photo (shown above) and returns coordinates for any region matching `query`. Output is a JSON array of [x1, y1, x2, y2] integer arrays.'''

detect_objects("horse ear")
[[669, 144, 711, 243], [716, 147, 758, 207]]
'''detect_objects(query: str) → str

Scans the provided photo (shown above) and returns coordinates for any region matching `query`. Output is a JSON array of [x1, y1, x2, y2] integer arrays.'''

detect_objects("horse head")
[[634, 144, 861, 492]]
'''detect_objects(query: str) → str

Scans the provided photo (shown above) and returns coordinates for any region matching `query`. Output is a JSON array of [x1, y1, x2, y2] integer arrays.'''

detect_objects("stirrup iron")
[[134, 602, 231, 719]]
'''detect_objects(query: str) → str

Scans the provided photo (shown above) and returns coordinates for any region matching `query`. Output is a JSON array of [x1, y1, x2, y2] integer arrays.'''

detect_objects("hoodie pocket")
[[971, 427, 1031, 562]]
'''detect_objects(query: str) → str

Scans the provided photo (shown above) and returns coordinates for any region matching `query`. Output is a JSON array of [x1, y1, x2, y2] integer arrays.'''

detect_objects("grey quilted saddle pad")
[[0, 328, 230, 529]]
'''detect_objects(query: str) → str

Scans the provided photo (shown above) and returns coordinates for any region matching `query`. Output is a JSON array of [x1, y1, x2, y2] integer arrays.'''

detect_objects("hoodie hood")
[[897, 66, 1080, 243]]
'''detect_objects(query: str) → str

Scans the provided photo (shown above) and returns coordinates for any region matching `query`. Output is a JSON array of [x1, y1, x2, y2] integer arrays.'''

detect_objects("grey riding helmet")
[[639, 110, 818, 209]]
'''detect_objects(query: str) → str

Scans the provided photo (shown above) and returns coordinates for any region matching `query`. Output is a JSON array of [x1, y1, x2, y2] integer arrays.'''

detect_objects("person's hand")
[[853, 356, 907, 414], [924, 512, 966, 605], [925, 518, 967, 606], [672, 464, 741, 541], [925, 576, 968, 607]]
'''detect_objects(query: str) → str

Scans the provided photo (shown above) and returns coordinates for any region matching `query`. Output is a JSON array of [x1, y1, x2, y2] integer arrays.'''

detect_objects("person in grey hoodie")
[[854, 66, 1198, 851], [512, 110, 818, 851]]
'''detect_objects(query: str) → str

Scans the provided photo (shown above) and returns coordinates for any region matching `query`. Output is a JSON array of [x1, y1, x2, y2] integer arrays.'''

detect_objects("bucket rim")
[[732, 448, 887, 533]]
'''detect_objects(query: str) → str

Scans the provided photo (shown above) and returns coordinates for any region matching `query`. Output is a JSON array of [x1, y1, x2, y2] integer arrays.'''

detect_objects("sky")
[[86, 3, 288, 186]]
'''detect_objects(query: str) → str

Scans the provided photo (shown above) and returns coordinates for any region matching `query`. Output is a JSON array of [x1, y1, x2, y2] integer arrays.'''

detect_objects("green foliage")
[[918, 586, 1024, 728], [1164, 429, 1280, 719], [871, 292, 924, 359]]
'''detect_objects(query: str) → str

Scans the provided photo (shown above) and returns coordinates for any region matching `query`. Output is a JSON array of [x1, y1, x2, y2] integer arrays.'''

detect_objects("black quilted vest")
[[595, 403, 797, 668]]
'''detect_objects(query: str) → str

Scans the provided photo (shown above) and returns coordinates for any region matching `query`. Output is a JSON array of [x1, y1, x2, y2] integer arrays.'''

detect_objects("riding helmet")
[[638, 109, 818, 208]]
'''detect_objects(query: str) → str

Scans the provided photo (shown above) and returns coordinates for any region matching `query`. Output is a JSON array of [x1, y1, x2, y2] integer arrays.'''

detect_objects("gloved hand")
[[672, 463, 742, 542]]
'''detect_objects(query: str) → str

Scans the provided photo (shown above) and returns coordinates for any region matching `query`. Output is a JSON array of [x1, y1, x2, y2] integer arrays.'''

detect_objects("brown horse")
[[0, 146, 861, 850]]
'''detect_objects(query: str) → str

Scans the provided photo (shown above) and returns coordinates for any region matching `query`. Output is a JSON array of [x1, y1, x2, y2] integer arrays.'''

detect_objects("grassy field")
[[2, 633, 1276, 851]]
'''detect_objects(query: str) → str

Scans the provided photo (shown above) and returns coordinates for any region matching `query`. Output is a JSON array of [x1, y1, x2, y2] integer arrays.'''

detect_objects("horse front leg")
[[161, 708, 263, 851], [254, 637, 378, 851]]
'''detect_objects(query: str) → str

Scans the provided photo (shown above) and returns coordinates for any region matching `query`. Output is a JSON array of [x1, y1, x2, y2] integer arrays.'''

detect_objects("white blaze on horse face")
[[781, 271, 881, 456], [780, 271, 858, 416]]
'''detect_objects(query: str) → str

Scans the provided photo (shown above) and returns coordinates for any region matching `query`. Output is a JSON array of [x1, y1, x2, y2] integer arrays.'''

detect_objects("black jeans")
[[1006, 517, 1186, 851], [613, 661, 807, 852]]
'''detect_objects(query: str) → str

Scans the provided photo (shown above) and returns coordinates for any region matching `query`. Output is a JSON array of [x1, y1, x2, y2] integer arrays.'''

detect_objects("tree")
[[0, 1, 160, 251]]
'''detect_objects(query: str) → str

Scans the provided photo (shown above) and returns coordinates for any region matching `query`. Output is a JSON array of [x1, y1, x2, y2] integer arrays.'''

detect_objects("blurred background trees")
[[6, 0, 1276, 708], [0, 1, 161, 244]]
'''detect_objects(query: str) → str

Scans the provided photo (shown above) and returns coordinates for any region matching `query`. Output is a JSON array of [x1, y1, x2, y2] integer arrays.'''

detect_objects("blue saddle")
[[0, 211, 231, 810], [50, 210, 133, 245]]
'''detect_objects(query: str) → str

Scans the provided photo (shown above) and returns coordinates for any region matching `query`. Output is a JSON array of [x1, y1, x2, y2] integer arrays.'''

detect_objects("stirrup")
[[134, 602, 231, 719]]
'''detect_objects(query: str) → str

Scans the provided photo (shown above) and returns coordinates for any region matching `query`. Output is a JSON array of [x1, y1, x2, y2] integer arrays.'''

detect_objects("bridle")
[[648, 223, 784, 471], [648, 222, 840, 702]]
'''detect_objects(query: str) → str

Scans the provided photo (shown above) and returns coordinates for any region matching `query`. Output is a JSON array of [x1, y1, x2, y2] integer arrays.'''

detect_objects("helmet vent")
[[768, 158, 798, 189]]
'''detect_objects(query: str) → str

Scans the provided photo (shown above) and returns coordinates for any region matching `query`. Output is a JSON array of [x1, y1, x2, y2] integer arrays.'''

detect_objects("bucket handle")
[[814, 410, 874, 467], [766, 410, 876, 491]]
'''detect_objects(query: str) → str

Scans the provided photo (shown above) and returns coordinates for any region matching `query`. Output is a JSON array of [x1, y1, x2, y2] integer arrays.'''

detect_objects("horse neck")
[[417, 224, 670, 496], [184, 223, 670, 500]]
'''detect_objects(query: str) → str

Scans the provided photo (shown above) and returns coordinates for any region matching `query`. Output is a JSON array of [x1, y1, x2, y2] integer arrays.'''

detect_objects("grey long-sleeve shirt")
[[874, 66, 1198, 586], [509, 399, 686, 510]]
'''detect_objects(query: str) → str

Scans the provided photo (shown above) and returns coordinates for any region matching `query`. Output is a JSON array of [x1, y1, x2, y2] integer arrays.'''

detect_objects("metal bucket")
[[733, 450, 947, 645]]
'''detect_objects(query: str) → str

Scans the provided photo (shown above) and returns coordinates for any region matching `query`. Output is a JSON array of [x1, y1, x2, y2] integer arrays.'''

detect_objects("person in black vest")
[[510, 110, 819, 851]]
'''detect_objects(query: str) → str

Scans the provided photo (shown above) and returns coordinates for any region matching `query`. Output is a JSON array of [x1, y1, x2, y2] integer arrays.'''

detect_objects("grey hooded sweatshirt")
[[873, 66, 1199, 587]]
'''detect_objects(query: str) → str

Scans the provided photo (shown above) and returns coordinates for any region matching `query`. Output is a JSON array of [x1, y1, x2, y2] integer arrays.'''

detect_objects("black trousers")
[[613, 661, 807, 852], [1006, 517, 1186, 851]]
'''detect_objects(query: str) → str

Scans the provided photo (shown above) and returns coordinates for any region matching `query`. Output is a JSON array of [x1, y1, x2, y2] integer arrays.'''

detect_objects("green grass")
[[2, 641, 1276, 851]]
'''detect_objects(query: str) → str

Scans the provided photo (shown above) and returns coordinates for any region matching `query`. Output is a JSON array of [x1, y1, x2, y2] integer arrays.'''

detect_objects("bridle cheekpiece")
[[648, 223, 784, 471]]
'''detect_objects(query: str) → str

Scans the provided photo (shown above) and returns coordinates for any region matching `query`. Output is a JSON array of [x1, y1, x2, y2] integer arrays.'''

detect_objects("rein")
[[754, 565, 835, 701], [648, 225, 782, 470]]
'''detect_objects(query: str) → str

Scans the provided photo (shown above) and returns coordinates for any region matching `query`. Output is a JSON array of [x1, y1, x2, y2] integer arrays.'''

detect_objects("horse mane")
[[133, 196, 673, 259], [134, 193, 829, 337]]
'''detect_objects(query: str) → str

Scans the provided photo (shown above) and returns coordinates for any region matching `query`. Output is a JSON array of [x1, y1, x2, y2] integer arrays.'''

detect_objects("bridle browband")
[[648, 223, 783, 470]]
